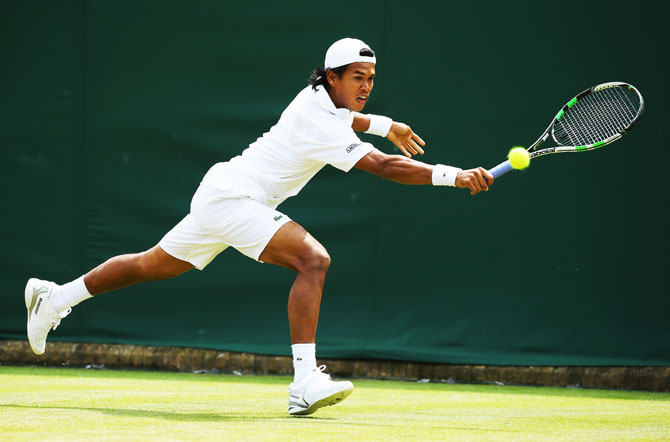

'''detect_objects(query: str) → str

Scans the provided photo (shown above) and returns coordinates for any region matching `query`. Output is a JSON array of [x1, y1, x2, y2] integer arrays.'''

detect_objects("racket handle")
[[489, 160, 513, 179]]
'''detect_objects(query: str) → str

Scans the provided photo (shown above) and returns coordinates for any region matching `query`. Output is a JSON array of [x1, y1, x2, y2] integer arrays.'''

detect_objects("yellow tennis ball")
[[508, 147, 530, 170]]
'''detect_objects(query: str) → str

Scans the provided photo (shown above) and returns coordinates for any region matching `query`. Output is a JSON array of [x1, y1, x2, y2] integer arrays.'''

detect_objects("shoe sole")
[[24, 278, 45, 355], [290, 384, 353, 416]]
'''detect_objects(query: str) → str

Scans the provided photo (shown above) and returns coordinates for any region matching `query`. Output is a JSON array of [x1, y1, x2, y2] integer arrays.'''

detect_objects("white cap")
[[324, 38, 376, 70]]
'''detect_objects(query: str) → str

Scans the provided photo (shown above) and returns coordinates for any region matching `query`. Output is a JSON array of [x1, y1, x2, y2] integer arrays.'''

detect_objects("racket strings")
[[573, 96, 613, 143], [618, 87, 640, 117], [553, 86, 641, 147], [557, 101, 605, 146], [603, 87, 636, 130], [559, 94, 618, 145]]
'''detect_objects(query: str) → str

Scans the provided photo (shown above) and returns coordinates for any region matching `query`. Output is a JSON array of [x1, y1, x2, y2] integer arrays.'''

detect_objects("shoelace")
[[288, 365, 333, 393], [315, 365, 332, 380], [51, 308, 72, 331]]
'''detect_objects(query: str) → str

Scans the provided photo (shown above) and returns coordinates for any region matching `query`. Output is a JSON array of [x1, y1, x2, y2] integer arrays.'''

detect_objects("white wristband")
[[432, 164, 462, 187], [365, 114, 393, 137]]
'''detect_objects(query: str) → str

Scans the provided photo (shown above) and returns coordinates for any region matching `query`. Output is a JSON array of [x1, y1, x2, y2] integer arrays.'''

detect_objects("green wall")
[[2, 1, 669, 366]]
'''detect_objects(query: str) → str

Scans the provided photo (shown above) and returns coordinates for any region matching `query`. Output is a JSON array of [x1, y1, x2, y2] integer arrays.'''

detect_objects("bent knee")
[[301, 249, 331, 275]]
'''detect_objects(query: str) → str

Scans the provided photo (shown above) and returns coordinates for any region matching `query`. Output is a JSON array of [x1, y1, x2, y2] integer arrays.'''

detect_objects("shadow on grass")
[[0, 404, 521, 434], [0, 403, 360, 424]]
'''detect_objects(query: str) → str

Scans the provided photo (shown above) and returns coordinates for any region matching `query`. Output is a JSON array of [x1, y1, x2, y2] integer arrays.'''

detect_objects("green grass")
[[1, 366, 669, 441]]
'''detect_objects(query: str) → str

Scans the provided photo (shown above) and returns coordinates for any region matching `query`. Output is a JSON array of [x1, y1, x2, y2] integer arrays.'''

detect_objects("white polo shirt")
[[200, 85, 375, 208]]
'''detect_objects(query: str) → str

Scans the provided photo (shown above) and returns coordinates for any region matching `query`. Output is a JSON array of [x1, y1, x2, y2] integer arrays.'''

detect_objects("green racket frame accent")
[[573, 140, 607, 152], [556, 97, 578, 120]]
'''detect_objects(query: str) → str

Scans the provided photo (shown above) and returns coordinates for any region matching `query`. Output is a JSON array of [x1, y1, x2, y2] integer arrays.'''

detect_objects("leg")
[[259, 221, 330, 344], [84, 245, 194, 295], [25, 244, 193, 355], [259, 221, 353, 416]]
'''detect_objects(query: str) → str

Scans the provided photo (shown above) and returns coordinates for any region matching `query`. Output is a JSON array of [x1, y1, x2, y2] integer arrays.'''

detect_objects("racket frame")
[[490, 82, 644, 179]]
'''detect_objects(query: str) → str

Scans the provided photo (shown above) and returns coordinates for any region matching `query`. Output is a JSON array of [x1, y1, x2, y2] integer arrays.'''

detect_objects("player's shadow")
[[0, 403, 368, 424]]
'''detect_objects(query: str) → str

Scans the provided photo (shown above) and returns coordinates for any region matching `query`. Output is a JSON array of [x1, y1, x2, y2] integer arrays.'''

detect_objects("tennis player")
[[25, 38, 493, 416]]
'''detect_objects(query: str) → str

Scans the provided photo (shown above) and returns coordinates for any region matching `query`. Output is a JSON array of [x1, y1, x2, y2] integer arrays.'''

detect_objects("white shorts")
[[159, 185, 291, 270]]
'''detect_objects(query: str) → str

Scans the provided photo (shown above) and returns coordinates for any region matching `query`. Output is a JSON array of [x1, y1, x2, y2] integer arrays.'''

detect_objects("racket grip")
[[489, 160, 513, 179]]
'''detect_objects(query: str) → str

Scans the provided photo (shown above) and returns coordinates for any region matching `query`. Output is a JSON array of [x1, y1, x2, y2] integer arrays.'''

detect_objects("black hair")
[[309, 65, 348, 91]]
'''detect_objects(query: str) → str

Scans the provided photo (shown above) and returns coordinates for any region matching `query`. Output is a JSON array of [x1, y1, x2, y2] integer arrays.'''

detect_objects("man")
[[25, 38, 493, 416]]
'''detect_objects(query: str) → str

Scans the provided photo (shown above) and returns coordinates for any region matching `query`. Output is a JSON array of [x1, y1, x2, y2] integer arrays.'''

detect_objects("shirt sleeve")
[[302, 117, 375, 172]]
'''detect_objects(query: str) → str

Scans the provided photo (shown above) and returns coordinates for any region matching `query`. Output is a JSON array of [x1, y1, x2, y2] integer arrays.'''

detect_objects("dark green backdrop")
[[2, 1, 668, 366]]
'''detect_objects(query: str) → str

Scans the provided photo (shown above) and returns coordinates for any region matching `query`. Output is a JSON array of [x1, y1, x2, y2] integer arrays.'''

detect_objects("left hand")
[[386, 122, 426, 158]]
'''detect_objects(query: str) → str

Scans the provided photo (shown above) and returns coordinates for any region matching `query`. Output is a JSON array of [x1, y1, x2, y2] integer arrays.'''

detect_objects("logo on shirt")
[[274, 215, 283, 222], [346, 143, 361, 153]]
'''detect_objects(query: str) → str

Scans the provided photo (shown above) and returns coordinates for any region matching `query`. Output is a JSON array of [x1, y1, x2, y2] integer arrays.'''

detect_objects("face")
[[327, 62, 375, 112]]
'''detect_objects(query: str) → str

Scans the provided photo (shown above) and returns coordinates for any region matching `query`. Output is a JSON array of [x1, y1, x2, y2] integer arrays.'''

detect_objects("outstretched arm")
[[354, 148, 493, 195], [352, 113, 425, 158]]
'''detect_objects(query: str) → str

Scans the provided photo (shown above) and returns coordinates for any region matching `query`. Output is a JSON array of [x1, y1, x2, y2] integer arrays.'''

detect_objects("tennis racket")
[[490, 81, 645, 178]]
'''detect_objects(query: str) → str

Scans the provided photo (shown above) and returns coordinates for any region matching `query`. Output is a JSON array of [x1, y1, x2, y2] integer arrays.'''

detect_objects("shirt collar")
[[314, 85, 352, 120]]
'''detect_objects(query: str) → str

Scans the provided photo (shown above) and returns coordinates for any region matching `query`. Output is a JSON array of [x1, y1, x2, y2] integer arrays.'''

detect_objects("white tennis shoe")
[[25, 278, 70, 355], [288, 365, 353, 416]]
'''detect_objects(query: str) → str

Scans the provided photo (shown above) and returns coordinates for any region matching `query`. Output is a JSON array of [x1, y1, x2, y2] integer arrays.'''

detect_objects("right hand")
[[456, 168, 494, 195]]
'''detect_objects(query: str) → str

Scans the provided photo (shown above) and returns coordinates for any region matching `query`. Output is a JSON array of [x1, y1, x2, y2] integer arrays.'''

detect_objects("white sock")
[[292, 343, 317, 384], [51, 276, 93, 314]]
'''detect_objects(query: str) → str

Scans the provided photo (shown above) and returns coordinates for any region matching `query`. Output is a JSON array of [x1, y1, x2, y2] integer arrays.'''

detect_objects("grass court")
[[1, 366, 668, 441]]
